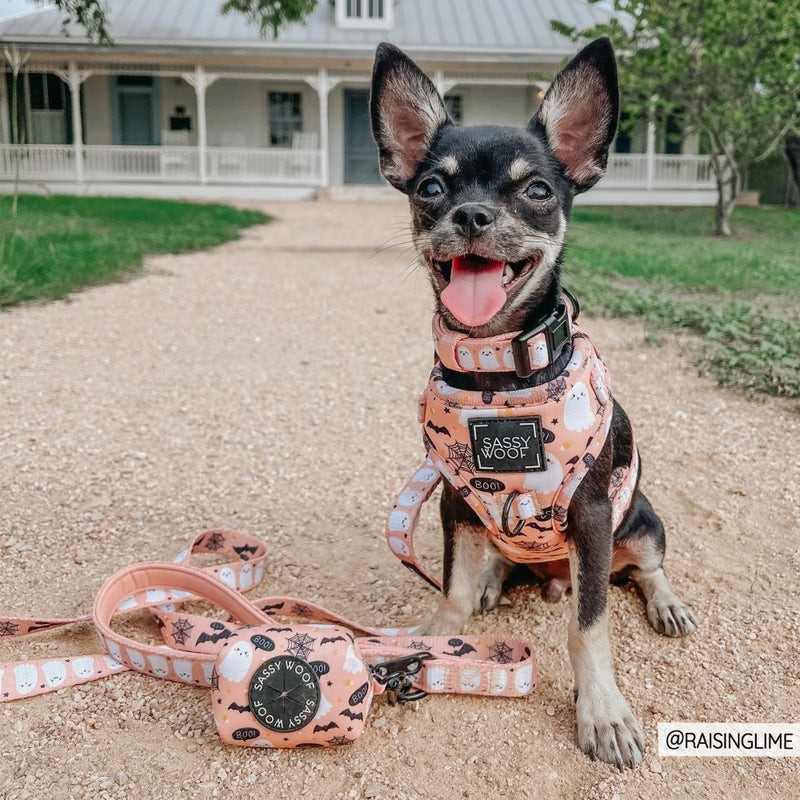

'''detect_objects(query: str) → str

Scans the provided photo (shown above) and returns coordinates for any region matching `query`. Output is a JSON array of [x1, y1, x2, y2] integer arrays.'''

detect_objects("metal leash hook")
[[502, 491, 526, 537], [370, 652, 433, 705]]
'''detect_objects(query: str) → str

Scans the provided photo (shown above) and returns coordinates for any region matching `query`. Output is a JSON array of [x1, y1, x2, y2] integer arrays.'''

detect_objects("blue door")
[[343, 89, 381, 184], [113, 76, 158, 145]]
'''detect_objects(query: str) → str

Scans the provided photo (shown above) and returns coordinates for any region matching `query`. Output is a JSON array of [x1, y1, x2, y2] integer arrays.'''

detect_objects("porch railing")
[[0, 144, 322, 185], [0, 145, 714, 190], [606, 154, 715, 188]]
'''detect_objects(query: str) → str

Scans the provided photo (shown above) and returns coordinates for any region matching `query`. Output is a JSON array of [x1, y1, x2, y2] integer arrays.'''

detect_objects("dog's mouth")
[[431, 253, 542, 327]]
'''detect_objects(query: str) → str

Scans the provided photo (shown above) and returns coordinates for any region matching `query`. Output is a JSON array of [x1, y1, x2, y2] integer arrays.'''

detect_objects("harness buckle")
[[370, 652, 433, 705], [511, 300, 571, 378]]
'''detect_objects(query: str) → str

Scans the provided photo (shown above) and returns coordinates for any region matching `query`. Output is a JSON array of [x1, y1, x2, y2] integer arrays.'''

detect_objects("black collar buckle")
[[370, 652, 433, 705], [511, 299, 572, 378]]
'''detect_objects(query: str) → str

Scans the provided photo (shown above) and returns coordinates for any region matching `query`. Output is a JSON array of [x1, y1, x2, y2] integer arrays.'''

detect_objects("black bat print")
[[313, 722, 339, 733], [260, 603, 285, 611], [339, 709, 364, 720], [426, 421, 451, 436], [445, 642, 478, 657], [265, 626, 293, 633], [320, 636, 347, 644], [196, 623, 233, 645], [233, 544, 258, 558], [227, 702, 251, 713]]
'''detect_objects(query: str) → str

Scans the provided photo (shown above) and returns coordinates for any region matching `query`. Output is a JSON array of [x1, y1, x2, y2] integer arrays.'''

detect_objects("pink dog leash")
[[0, 529, 536, 706]]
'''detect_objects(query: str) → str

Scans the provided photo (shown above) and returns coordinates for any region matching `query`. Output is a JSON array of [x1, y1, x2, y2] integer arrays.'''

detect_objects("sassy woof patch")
[[468, 416, 547, 474], [248, 655, 321, 733]]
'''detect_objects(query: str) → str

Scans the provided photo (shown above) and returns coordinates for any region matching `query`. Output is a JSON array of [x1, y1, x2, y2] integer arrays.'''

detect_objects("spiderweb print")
[[0, 621, 20, 636], [170, 617, 194, 646], [489, 641, 515, 664], [446, 442, 475, 475]]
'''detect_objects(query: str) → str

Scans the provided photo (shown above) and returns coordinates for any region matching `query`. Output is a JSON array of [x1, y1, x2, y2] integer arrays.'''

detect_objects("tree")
[[38, 0, 318, 44], [553, 0, 800, 236]]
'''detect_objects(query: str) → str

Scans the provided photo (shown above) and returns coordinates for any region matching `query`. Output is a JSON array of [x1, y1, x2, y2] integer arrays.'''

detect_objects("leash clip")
[[370, 652, 433, 705]]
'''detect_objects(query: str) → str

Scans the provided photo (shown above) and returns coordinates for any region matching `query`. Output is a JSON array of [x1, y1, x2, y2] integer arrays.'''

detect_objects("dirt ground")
[[0, 198, 797, 800]]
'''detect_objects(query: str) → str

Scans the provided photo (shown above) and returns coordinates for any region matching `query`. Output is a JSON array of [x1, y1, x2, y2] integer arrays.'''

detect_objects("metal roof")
[[0, 0, 613, 62]]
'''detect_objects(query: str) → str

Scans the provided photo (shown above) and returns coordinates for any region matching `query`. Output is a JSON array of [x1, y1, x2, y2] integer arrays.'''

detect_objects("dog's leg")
[[568, 492, 644, 769], [613, 491, 698, 637], [476, 542, 514, 612], [415, 484, 486, 635]]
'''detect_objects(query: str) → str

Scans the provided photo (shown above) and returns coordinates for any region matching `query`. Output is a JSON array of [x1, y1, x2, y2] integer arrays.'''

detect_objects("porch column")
[[645, 105, 657, 190], [305, 70, 341, 188], [182, 65, 218, 184], [0, 74, 9, 143], [67, 61, 86, 183]]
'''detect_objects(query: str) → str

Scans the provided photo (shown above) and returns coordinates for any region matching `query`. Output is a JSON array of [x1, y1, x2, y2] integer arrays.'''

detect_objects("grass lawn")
[[0, 194, 267, 306], [563, 206, 800, 399]]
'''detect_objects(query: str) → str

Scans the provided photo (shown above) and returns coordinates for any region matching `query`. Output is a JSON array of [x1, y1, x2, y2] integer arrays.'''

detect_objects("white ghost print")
[[567, 348, 584, 373], [523, 453, 564, 494], [239, 563, 253, 590], [102, 655, 126, 672], [148, 655, 169, 677], [502, 345, 515, 369], [387, 510, 411, 532], [457, 346, 475, 370], [174, 660, 195, 683], [426, 666, 448, 691], [459, 667, 482, 692], [489, 669, 509, 695], [117, 595, 137, 612], [127, 649, 146, 671], [200, 661, 214, 686], [14, 663, 38, 695], [413, 467, 438, 484], [478, 347, 500, 370], [563, 382, 594, 432], [343, 645, 365, 674], [105, 638, 123, 663], [532, 340, 549, 367], [218, 567, 237, 589], [217, 640, 254, 683], [145, 589, 167, 603], [516, 494, 537, 518], [388, 536, 410, 557], [398, 488, 423, 507], [434, 379, 460, 396], [514, 663, 534, 694], [313, 691, 333, 720], [563, 471, 587, 499], [43, 661, 67, 687], [72, 657, 95, 679], [254, 561, 264, 585]]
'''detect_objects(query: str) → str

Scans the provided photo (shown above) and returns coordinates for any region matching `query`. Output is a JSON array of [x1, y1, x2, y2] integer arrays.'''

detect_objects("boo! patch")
[[467, 416, 547, 474]]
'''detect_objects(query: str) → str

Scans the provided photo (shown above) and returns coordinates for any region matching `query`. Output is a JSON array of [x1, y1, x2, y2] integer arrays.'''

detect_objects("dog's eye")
[[526, 181, 553, 201], [418, 178, 444, 198]]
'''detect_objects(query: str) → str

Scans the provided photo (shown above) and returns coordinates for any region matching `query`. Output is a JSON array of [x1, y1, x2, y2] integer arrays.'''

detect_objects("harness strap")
[[0, 529, 536, 703]]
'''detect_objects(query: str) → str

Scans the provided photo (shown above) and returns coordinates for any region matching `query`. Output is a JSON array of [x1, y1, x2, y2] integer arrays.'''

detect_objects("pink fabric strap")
[[0, 529, 536, 703]]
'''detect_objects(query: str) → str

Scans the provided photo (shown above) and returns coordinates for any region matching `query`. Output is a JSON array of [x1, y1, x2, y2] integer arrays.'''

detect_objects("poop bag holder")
[[0, 529, 537, 748]]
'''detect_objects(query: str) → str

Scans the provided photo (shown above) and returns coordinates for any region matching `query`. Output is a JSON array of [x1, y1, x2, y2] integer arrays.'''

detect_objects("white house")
[[0, 0, 716, 203]]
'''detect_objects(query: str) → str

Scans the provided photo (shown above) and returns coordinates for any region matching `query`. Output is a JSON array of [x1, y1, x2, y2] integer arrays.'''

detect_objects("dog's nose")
[[452, 204, 495, 237]]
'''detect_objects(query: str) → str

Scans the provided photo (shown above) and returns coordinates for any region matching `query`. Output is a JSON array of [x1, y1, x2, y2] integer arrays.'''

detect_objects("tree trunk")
[[713, 159, 740, 237]]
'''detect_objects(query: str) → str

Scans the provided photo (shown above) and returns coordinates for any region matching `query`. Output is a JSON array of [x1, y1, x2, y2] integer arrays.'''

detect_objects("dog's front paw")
[[576, 689, 644, 769], [647, 597, 698, 637]]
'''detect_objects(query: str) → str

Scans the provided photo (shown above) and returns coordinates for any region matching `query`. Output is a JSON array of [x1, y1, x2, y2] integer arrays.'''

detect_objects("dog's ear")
[[529, 37, 619, 193], [370, 42, 451, 191]]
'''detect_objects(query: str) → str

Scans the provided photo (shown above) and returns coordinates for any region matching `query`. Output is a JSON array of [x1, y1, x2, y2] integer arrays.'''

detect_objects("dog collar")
[[433, 292, 576, 377]]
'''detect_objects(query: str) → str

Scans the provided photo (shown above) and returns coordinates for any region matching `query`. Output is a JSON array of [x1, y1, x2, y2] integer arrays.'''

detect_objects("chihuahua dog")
[[370, 38, 697, 768]]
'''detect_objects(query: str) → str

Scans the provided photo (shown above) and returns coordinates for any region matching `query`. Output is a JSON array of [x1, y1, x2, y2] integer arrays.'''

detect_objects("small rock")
[[364, 784, 382, 798], [545, 705, 556, 717], [115, 772, 128, 786], [650, 760, 663, 774]]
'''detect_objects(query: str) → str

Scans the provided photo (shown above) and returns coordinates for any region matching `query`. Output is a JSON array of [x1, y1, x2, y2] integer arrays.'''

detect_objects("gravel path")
[[1, 199, 797, 799]]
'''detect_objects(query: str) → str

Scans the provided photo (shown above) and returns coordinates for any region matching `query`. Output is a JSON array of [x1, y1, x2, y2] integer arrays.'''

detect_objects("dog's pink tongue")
[[441, 256, 507, 326]]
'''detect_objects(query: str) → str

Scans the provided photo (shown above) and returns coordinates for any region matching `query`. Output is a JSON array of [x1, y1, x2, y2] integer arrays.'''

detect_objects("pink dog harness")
[[387, 310, 639, 588]]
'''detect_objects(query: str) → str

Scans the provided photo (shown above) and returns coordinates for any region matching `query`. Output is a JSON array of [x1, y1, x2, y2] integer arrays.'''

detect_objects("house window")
[[269, 91, 303, 146], [5, 72, 70, 144], [335, 0, 393, 29], [445, 95, 462, 124], [28, 73, 67, 112]]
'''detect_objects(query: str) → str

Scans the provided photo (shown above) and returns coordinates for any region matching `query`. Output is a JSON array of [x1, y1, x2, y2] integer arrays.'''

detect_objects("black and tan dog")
[[370, 38, 697, 768]]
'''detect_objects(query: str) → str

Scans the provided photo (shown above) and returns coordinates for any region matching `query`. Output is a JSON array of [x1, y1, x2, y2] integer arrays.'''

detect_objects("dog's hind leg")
[[568, 488, 644, 768], [612, 491, 698, 637]]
